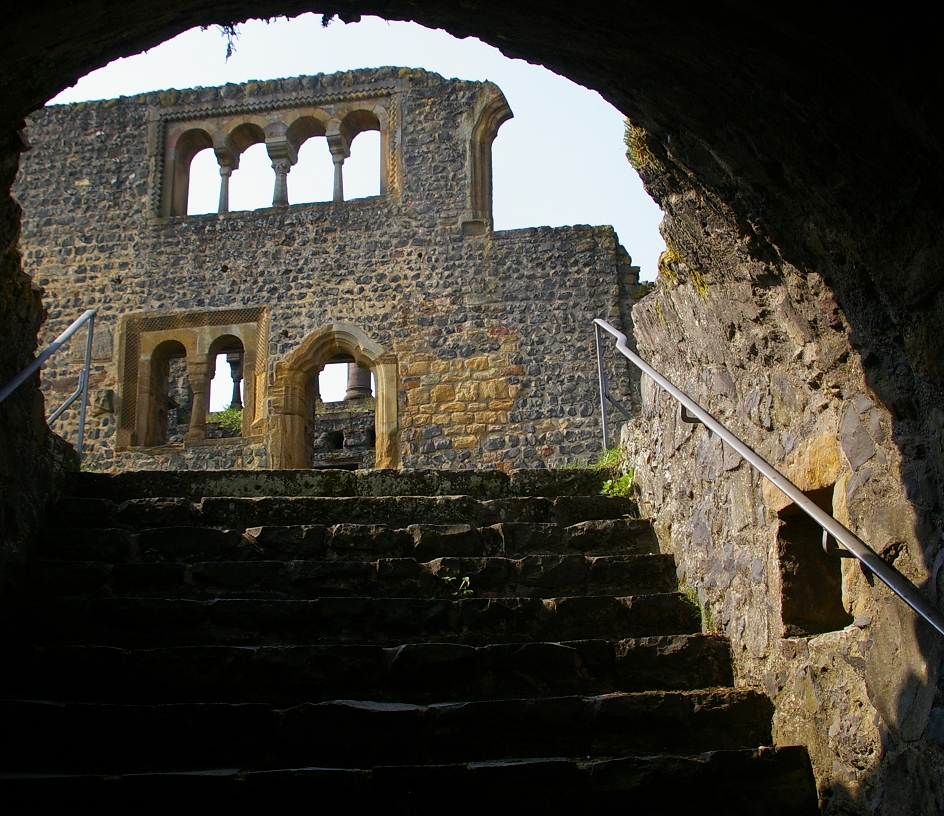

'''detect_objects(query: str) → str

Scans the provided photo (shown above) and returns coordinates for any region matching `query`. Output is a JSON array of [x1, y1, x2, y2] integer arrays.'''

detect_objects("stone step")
[[27, 554, 678, 600], [10, 593, 701, 647], [0, 748, 819, 814], [63, 468, 610, 502], [0, 635, 732, 705], [38, 519, 659, 563], [50, 494, 638, 531], [0, 690, 774, 775]]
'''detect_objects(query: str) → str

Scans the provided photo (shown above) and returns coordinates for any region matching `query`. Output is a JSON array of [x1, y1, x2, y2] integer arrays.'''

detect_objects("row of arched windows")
[[186, 132, 380, 215], [161, 105, 389, 218]]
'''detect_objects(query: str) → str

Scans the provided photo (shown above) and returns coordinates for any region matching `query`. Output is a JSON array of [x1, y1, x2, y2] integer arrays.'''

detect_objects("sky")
[[49, 14, 665, 406]]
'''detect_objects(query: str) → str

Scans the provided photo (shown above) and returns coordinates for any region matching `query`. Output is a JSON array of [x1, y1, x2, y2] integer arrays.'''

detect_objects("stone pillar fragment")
[[345, 363, 372, 400], [183, 356, 213, 443]]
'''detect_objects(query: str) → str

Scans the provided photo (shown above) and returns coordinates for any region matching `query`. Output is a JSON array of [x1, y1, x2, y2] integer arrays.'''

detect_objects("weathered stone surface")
[[838, 404, 876, 470]]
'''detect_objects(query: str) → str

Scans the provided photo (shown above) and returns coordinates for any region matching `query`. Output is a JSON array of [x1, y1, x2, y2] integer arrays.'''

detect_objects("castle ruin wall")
[[14, 68, 641, 472]]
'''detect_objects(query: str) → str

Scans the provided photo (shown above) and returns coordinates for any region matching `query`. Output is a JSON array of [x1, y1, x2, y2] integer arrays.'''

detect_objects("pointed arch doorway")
[[267, 323, 398, 470]]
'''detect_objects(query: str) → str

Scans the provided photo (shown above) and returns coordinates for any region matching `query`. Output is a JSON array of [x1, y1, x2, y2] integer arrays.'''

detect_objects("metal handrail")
[[0, 309, 96, 462], [594, 317, 944, 637]]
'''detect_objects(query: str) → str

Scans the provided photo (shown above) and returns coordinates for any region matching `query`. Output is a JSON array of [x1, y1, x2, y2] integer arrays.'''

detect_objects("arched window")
[[207, 334, 246, 438], [269, 323, 398, 470], [163, 127, 213, 217], [464, 89, 513, 235], [144, 339, 188, 446]]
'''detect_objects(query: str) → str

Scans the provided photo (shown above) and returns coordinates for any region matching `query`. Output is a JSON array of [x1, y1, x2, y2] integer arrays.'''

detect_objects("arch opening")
[[207, 335, 246, 439], [145, 339, 188, 447], [269, 323, 397, 470]]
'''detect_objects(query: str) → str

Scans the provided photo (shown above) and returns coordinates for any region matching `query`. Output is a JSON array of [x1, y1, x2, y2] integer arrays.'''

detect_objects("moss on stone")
[[624, 119, 661, 173]]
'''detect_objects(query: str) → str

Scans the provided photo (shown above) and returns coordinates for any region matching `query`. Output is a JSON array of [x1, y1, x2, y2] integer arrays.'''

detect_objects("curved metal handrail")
[[594, 317, 944, 637], [0, 309, 96, 462]]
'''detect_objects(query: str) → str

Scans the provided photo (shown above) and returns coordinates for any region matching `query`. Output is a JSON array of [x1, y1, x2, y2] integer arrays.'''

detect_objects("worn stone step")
[[0, 635, 732, 705], [0, 689, 774, 774], [10, 593, 700, 647], [63, 468, 610, 502], [0, 747, 819, 814], [26, 554, 678, 600], [38, 519, 658, 566], [49, 495, 638, 531]]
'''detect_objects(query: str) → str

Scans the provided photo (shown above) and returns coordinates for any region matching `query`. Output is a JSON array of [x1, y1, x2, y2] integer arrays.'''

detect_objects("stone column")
[[327, 131, 350, 203], [345, 362, 372, 400], [214, 143, 238, 215], [265, 128, 299, 208], [184, 355, 213, 443], [267, 368, 308, 468], [227, 351, 244, 409], [271, 158, 291, 207], [218, 164, 232, 213]]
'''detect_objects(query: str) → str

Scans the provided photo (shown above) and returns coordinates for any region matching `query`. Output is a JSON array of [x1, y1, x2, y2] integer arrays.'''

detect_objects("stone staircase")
[[0, 468, 819, 812]]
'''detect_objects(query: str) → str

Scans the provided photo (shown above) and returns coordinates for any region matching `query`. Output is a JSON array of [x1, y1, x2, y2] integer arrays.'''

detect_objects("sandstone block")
[[762, 432, 840, 512], [452, 435, 479, 449], [404, 361, 430, 376], [430, 384, 455, 402], [465, 357, 489, 371], [455, 382, 479, 401], [440, 402, 467, 413], [491, 399, 515, 411], [407, 388, 431, 407], [480, 380, 509, 399]]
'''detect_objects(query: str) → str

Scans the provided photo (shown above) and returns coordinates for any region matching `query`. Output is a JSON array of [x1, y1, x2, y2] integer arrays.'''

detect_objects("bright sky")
[[49, 14, 665, 408]]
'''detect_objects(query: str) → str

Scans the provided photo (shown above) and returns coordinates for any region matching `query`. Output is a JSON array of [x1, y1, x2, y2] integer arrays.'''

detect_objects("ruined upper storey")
[[36, 67, 512, 235]]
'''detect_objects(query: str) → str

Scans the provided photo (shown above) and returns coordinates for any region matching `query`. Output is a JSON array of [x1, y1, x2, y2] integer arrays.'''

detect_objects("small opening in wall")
[[326, 431, 345, 450], [777, 485, 853, 637]]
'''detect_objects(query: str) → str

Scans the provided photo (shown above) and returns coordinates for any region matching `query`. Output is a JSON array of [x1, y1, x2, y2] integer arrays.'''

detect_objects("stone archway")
[[267, 322, 398, 469]]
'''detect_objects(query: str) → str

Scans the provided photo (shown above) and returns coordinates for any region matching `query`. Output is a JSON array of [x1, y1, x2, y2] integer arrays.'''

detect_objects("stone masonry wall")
[[619, 135, 944, 814], [13, 68, 640, 473]]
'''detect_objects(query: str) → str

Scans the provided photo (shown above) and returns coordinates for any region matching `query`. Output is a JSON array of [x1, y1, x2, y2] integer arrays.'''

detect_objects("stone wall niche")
[[268, 323, 397, 470], [776, 485, 854, 637]]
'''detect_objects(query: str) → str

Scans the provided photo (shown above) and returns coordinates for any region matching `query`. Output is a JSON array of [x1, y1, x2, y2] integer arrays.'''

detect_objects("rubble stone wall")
[[13, 68, 641, 472], [619, 144, 944, 814]]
